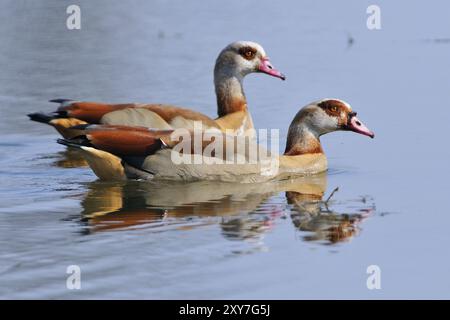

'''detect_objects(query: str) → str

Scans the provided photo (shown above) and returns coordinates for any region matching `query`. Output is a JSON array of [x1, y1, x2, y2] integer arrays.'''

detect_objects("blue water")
[[0, 0, 449, 299]]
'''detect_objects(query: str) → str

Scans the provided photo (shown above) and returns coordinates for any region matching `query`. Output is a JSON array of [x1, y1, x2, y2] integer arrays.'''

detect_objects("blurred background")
[[0, 0, 449, 299]]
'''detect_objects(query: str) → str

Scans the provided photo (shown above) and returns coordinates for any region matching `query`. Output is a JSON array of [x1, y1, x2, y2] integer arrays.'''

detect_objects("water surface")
[[1, 0, 450, 299]]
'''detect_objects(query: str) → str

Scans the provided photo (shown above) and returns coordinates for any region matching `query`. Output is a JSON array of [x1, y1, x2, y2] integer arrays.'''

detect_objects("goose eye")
[[245, 50, 254, 58], [239, 47, 257, 60]]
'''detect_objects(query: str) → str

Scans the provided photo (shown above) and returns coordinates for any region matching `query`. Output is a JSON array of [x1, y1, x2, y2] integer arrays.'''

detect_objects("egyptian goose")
[[28, 41, 285, 139], [57, 99, 374, 182]]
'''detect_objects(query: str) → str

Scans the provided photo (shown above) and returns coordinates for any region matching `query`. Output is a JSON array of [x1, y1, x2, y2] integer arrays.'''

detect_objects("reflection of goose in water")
[[287, 191, 374, 244], [80, 177, 316, 235], [79, 173, 374, 245], [51, 149, 88, 168]]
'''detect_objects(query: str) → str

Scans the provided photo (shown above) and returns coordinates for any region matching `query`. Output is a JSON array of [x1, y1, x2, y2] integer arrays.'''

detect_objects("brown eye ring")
[[239, 46, 257, 60], [330, 106, 338, 112]]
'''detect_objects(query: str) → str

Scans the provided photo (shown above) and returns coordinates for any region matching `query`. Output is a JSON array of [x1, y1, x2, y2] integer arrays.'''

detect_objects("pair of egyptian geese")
[[29, 41, 374, 183]]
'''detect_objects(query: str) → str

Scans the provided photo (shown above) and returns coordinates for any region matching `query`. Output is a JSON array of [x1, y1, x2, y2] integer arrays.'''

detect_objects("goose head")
[[214, 41, 285, 81], [285, 99, 374, 155], [300, 99, 374, 138]]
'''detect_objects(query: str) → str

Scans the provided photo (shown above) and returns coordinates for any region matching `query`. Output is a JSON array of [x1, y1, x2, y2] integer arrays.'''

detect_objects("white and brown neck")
[[277, 108, 330, 176], [214, 65, 248, 118], [284, 119, 324, 156], [279, 123, 328, 177]]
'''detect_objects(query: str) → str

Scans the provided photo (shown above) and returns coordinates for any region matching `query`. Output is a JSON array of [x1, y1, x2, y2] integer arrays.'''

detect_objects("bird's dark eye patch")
[[317, 100, 344, 117], [238, 46, 257, 60]]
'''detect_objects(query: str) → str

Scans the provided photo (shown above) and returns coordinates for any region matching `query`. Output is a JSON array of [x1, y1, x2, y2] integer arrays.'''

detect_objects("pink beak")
[[258, 57, 286, 80], [347, 114, 375, 138]]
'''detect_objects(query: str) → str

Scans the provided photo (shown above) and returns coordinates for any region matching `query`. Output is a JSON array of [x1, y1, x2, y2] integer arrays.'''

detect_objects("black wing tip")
[[57, 137, 91, 149], [27, 112, 54, 124], [57, 138, 77, 148], [49, 98, 73, 104]]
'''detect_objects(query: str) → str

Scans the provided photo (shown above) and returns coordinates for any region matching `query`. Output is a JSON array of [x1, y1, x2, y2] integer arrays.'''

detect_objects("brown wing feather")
[[59, 102, 220, 128], [81, 124, 160, 132], [59, 102, 137, 123], [84, 127, 173, 156]]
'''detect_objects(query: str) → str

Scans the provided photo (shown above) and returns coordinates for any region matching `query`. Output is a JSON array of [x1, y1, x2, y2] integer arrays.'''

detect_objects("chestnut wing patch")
[[78, 125, 174, 156], [59, 102, 137, 123]]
